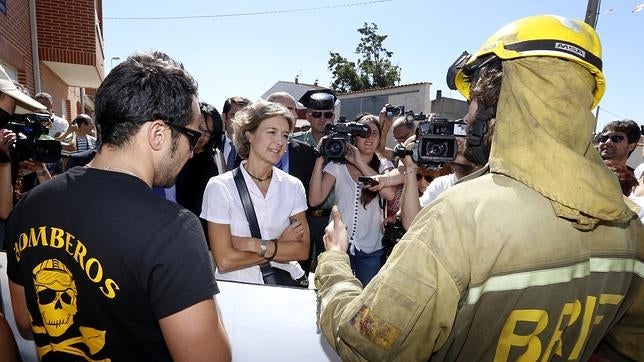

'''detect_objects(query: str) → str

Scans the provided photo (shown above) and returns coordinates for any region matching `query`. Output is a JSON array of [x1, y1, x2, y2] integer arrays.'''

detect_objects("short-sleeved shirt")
[[201, 163, 308, 284], [324, 159, 393, 253], [6, 167, 218, 361], [419, 173, 458, 207], [48, 114, 68, 138]]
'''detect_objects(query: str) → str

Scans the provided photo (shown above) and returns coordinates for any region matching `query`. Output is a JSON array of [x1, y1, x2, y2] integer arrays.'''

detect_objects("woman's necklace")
[[244, 164, 272, 183]]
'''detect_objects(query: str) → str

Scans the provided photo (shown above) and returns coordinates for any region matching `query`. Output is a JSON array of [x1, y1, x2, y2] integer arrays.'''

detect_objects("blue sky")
[[103, 0, 643, 131]]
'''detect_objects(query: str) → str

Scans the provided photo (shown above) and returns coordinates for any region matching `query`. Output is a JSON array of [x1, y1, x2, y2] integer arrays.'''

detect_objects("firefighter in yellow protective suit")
[[315, 15, 643, 361]]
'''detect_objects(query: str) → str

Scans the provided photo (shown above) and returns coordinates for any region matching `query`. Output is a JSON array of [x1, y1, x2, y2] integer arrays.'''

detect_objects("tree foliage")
[[328, 22, 401, 93]]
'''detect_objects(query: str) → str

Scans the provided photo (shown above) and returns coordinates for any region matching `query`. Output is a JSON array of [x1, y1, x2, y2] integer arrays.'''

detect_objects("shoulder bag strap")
[[232, 167, 277, 284], [232, 167, 261, 239]]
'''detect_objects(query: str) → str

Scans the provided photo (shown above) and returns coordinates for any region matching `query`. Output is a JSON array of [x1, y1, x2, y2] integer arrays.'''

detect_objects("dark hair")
[[463, 58, 503, 165], [355, 114, 384, 208], [199, 102, 223, 153], [74, 114, 91, 126], [469, 57, 503, 111], [222, 96, 251, 115], [94, 51, 198, 148], [602, 120, 641, 144]]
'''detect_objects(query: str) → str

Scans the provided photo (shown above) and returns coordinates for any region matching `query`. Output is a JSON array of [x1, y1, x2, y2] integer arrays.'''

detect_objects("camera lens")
[[427, 142, 447, 157], [324, 139, 346, 158]]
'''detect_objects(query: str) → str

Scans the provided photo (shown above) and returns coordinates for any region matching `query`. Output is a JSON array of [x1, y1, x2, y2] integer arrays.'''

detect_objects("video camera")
[[2, 113, 62, 163], [394, 111, 467, 168], [385, 105, 405, 118], [320, 122, 371, 163]]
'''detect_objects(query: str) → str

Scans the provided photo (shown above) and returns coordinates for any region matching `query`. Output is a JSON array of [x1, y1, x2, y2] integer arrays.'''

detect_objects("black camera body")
[[5, 113, 62, 163], [385, 105, 405, 117], [394, 112, 460, 168], [321, 122, 371, 163]]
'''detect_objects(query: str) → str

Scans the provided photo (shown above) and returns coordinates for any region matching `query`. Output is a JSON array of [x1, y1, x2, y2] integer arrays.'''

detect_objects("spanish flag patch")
[[349, 304, 401, 350]]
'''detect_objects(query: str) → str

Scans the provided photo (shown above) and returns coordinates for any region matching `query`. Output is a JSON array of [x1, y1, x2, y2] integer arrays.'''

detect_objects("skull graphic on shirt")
[[32, 259, 78, 337]]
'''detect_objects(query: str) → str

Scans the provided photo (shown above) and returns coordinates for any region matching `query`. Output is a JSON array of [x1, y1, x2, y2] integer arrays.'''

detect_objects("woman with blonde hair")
[[201, 100, 309, 286]]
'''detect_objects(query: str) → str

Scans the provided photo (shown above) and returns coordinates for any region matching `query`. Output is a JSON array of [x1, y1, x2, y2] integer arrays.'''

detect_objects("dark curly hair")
[[94, 51, 198, 149]]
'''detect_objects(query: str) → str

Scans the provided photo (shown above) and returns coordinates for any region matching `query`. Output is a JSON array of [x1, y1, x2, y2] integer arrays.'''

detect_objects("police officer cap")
[[299, 89, 337, 110]]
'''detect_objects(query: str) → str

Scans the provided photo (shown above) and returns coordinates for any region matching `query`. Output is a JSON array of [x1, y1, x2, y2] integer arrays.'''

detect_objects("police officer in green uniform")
[[293, 89, 337, 271]]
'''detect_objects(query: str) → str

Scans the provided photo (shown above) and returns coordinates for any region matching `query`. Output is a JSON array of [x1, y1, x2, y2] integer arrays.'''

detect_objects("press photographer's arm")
[[308, 144, 335, 207]]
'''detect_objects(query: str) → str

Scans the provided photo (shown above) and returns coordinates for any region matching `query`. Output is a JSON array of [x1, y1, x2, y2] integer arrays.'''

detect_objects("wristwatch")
[[259, 239, 269, 257]]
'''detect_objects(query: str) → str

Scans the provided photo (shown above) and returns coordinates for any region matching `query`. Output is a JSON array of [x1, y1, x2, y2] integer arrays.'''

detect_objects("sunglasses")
[[598, 134, 625, 144], [310, 111, 334, 119], [165, 122, 203, 151], [416, 174, 433, 182]]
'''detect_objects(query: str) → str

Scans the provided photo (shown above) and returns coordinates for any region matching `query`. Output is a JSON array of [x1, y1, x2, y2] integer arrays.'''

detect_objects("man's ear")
[[628, 142, 637, 154], [148, 121, 166, 151]]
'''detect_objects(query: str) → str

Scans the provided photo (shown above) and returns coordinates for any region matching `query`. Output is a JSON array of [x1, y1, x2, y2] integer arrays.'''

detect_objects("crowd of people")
[[0, 13, 641, 361]]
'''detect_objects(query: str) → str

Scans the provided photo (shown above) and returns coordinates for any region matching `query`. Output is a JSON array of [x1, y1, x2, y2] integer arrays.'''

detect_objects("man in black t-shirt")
[[5, 52, 231, 361]]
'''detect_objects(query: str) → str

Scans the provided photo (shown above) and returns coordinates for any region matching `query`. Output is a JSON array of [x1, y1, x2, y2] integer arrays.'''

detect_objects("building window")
[[0, 62, 17, 81], [0, 0, 6, 15]]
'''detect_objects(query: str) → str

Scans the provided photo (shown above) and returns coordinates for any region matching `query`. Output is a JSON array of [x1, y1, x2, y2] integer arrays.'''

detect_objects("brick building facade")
[[0, 0, 104, 121]]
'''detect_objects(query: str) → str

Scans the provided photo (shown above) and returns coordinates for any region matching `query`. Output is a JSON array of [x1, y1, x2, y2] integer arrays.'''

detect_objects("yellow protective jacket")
[[315, 58, 643, 361]]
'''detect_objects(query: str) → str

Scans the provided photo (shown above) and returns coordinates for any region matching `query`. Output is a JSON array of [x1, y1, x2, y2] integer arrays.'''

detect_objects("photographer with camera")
[[377, 104, 413, 161], [294, 89, 338, 271], [309, 113, 395, 286], [0, 63, 46, 361]]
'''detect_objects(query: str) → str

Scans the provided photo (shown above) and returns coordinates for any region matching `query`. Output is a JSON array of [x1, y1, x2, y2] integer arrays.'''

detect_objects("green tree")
[[328, 22, 401, 93]]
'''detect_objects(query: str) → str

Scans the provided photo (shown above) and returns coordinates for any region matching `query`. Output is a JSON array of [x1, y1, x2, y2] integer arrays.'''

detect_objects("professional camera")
[[394, 112, 467, 168], [320, 122, 371, 163], [385, 105, 405, 117], [4, 113, 62, 163]]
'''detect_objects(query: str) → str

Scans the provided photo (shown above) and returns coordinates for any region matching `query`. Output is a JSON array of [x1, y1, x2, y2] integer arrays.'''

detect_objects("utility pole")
[[585, 0, 601, 28]]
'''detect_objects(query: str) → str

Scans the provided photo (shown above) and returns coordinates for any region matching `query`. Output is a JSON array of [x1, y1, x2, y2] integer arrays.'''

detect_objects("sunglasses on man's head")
[[598, 134, 625, 144], [165, 122, 203, 151], [310, 111, 334, 119], [416, 174, 433, 182]]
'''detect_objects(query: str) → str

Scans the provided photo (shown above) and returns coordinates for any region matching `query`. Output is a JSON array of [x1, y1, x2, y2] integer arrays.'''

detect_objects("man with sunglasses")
[[5, 52, 231, 360], [294, 89, 337, 147], [597, 120, 641, 171]]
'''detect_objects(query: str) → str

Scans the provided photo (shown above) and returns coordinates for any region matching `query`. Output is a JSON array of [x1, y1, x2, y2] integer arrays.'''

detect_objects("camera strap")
[[466, 105, 496, 165], [232, 167, 278, 285]]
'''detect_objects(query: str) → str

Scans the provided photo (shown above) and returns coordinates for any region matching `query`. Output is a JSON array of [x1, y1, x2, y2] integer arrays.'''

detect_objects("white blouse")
[[323, 159, 393, 254], [201, 162, 308, 284]]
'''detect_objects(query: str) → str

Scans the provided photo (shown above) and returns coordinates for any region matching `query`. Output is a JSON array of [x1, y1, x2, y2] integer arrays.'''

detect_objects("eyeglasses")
[[164, 122, 203, 151], [310, 111, 334, 119], [416, 174, 433, 182], [598, 134, 626, 144]]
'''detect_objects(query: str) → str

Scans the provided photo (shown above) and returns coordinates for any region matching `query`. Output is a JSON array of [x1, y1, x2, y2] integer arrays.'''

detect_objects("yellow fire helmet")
[[446, 15, 605, 108]]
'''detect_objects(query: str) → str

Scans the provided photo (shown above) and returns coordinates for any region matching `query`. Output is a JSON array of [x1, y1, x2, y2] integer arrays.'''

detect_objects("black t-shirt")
[[5, 167, 219, 361]]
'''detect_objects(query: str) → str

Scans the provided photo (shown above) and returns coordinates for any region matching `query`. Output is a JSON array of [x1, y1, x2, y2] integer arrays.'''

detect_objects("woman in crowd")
[[201, 100, 309, 285], [175, 102, 224, 242], [309, 114, 395, 286]]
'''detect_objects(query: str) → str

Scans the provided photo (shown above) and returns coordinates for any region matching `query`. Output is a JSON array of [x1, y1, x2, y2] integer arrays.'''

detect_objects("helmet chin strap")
[[466, 105, 496, 165]]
